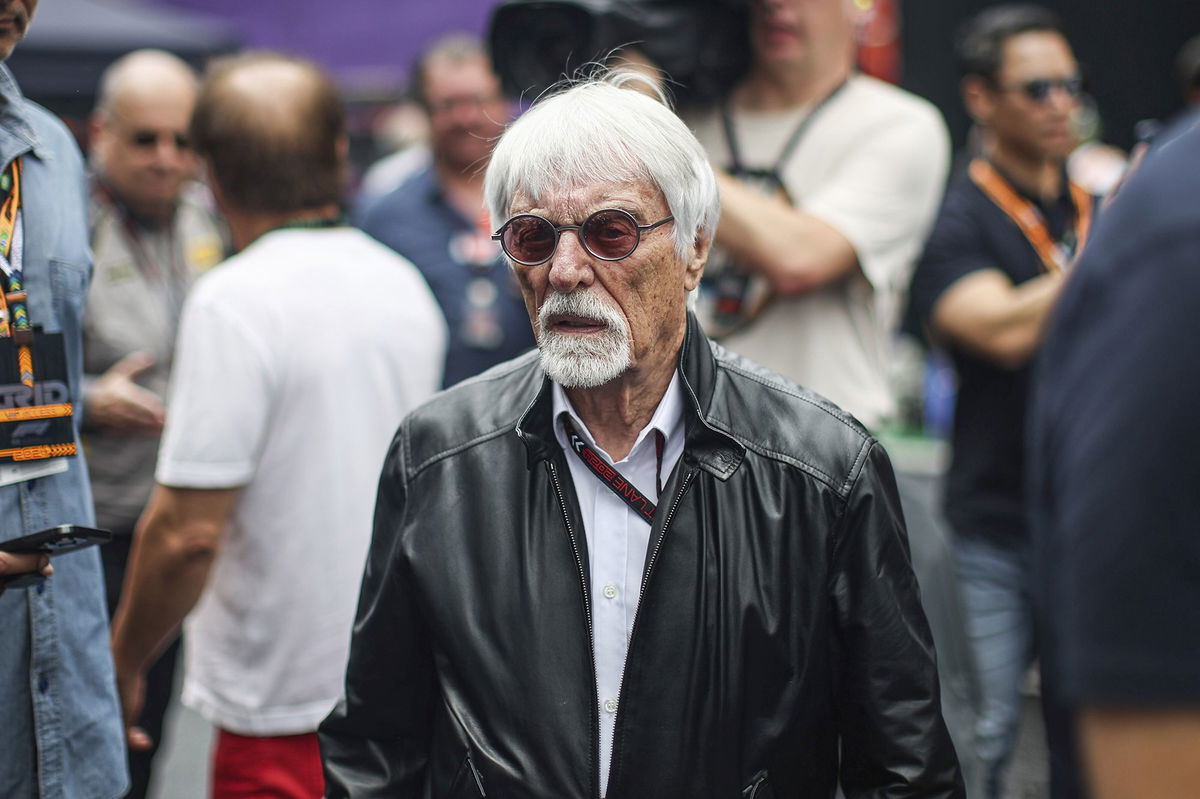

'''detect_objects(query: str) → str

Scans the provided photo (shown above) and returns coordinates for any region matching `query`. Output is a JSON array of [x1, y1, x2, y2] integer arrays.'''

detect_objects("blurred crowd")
[[1, 0, 1198, 798]]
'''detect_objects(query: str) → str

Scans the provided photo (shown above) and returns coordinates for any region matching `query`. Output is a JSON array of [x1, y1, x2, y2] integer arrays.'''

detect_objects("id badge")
[[0, 331, 77, 464]]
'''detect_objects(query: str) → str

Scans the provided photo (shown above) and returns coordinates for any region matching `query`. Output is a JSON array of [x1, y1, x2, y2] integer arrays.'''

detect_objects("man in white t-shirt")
[[109, 53, 446, 798], [688, 0, 948, 430]]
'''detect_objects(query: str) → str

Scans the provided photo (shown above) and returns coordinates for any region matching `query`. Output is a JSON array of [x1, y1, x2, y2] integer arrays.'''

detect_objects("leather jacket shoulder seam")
[[408, 423, 517, 480]]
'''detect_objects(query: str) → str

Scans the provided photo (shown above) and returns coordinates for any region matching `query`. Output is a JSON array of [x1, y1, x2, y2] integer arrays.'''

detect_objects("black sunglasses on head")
[[1001, 75, 1084, 103], [492, 208, 675, 266]]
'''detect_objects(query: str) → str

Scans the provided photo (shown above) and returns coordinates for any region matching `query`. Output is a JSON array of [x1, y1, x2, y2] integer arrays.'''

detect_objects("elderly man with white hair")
[[319, 72, 964, 799]]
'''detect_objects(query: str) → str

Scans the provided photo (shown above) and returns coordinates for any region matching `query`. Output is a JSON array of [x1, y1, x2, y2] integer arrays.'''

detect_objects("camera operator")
[[688, 0, 948, 433]]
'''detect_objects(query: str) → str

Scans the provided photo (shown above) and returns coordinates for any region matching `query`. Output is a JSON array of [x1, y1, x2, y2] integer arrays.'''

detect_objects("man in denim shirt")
[[0, 2, 129, 797]]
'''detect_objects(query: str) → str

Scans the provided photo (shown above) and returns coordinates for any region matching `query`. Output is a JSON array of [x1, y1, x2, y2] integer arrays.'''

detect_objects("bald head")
[[191, 52, 346, 214], [91, 50, 200, 223]]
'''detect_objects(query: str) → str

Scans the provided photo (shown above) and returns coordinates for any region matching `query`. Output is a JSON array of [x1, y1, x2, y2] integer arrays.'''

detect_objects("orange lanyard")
[[0, 158, 35, 385], [969, 158, 1093, 273]]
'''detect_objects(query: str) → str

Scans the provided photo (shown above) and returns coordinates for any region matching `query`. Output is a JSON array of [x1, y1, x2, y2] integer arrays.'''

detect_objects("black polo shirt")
[[908, 164, 1081, 546]]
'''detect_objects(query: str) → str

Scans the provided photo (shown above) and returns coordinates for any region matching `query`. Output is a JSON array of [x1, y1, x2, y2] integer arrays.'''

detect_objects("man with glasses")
[[358, 35, 534, 387], [81, 49, 226, 799], [320, 71, 964, 799], [908, 6, 1094, 798]]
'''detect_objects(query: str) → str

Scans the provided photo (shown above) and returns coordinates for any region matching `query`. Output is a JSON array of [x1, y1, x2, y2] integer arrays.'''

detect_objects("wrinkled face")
[[976, 31, 1081, 163], [749, 0, 855, 74], [0, 0, 37, 61], [505, 178, 705, 388], [92, 87, 198, 221], [423, 54, 510, 173]]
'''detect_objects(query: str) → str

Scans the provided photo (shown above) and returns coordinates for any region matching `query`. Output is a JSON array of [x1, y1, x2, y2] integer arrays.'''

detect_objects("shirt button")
[[603, 698, 619, 714], [602, 583, 618, 600], [36, 582, 45, 595], [37, 674, 48, 694]]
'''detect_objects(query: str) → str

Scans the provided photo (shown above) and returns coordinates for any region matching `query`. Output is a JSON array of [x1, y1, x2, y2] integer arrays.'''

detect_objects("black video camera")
[[488, 0, 751, 110]]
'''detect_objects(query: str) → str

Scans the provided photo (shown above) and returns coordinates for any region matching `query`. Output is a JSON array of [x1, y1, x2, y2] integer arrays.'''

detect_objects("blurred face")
[[0, 0, 37, 61], [749, 0, 855, 75], [92, 86, 198, 222], [974, 31, 1081, 163], [422, 54, 510, 173], [505, 178, 705, 388]]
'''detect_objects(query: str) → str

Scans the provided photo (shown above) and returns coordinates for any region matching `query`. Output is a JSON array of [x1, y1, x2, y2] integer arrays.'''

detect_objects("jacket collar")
[[0, 65, 44, 165], [516, 312, 746, 480]]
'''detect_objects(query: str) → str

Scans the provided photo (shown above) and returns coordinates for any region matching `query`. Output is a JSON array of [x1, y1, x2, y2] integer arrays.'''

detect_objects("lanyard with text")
[[0, 157, 79, 466], [560, 413, 664, 526], [968, 159, 1093, 273]]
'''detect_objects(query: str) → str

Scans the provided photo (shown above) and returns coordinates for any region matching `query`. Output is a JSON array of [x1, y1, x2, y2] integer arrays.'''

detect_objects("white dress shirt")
[[552, 375, 686, 797]]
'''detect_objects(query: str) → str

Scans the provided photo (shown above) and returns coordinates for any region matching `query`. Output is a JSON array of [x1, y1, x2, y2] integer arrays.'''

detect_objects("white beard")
[[536, 290, 632, 388]]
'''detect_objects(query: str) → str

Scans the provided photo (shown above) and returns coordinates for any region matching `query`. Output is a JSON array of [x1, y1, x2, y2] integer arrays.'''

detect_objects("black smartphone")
[[1, 524, 112, 555], [0, 525, 112, 590]]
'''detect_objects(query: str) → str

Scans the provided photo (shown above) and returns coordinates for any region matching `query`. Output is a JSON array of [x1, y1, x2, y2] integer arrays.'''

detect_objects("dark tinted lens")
[[582, 210, 638, 259], [502, 215, 557, 264], [1023, 79, 1052, 102], [1062, 76, 1084, 98]]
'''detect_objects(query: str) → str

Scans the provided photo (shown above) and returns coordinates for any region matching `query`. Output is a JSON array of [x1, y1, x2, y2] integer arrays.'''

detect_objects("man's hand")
[[0, 551, 53, 596], [113, 658, 154, 752], [88, 351, 166, 434]]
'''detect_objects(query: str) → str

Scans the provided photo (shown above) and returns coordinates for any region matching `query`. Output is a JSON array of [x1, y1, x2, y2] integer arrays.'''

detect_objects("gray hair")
[[484, 70, 720, 264]]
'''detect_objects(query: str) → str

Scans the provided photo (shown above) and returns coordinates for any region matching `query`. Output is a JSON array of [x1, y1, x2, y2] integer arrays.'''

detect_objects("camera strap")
[[721, 77, 849, 186]]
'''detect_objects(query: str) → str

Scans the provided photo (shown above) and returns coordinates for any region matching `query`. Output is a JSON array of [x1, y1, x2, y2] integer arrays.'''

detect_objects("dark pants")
[[102, 529, 182, 799]]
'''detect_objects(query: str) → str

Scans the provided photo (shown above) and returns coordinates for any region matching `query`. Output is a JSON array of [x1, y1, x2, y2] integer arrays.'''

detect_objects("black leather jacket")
[[320, 314, 964, 799]]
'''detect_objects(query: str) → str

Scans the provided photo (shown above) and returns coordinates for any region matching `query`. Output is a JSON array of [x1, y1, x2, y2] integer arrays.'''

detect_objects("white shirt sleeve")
[[155, 287, 275, 488], [803, 103, 950, 291]]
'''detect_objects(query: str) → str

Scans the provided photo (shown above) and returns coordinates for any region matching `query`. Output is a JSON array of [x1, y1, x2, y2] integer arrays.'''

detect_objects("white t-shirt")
[[689, 75, 949, 429], [156, 227, 446, 735]]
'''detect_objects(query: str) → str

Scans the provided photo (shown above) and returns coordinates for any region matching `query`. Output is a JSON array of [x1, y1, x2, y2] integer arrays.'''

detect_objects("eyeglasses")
[[492, 209, 675, 266], [1000, 75, 1084, 103], [129, 130, 191, 151]]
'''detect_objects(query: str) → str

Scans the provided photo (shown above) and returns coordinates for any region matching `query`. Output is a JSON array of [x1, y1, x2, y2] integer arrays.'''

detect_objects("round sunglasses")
[[492, 208, 675, 266]]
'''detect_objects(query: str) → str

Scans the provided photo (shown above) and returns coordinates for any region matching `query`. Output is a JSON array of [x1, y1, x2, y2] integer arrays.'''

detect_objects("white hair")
[[484, 70, 720, 264]]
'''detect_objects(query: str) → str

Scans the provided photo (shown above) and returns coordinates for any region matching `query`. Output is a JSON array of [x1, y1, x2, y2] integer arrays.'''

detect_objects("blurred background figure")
[[358, 33, 534, 387], [82, 49, 227, 798], [355, 98, 431, 207], [109, 52, 445, 799], [688, 0, 949, 433], [908, 6, 1093, 798], [1030, 112, 1200, 799]]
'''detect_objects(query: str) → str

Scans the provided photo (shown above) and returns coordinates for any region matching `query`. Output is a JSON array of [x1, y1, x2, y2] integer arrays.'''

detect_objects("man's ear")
[[961, 75, 995, 125], [683, 232, 711, 292]]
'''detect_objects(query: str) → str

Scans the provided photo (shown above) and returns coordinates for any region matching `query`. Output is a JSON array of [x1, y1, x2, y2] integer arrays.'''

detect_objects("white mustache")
[[537, 291, 627, 337]]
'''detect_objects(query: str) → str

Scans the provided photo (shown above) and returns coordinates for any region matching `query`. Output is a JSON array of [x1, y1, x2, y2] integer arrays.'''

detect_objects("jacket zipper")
[[548, 460, 601, 799], [607, 469, 696, 789]]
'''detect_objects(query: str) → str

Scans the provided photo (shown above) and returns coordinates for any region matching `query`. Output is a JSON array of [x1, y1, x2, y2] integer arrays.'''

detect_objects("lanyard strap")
[[0, 159, 34, 385], [968, 159, 1094, 273], [721, 78, 849, 182], [560, 413, 664, 526]]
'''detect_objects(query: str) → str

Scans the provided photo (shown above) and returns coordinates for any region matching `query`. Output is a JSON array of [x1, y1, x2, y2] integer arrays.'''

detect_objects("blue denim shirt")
[[0, 66, 128, 799]]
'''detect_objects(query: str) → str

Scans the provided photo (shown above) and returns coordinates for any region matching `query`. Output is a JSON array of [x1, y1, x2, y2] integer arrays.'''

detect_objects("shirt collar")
[[551, 372, 685, 463]]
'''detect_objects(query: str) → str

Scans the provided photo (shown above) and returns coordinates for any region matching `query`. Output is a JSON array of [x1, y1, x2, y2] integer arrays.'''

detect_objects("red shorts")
[[211, 728, 325, 799]]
